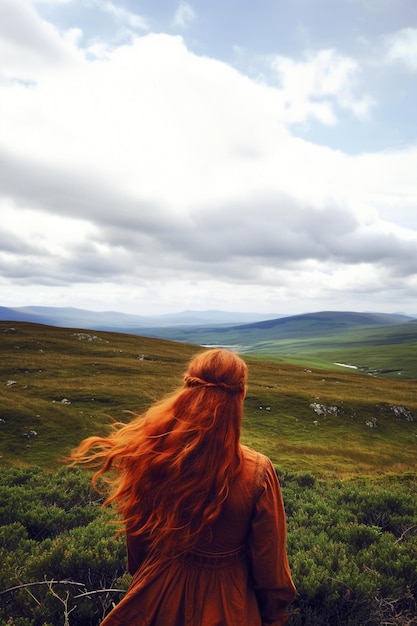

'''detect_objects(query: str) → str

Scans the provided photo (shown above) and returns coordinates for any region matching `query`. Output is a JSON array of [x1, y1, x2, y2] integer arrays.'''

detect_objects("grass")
[[243, 359, 417, 477], [0, 322, 197, 468], [244, 330, 417, 376], [1, 321, 416, 477]]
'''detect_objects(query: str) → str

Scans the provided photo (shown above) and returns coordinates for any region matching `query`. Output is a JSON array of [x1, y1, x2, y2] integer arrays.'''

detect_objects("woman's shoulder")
[[240, 444, 270, 466], [239, 445, 272, 488]]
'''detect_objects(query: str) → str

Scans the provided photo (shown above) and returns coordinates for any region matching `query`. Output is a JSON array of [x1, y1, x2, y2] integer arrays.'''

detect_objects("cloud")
[[270, 49, 374, 124], [2, 139, 416, 290], [1, 4, 417, 314], [0, 0, 79, 78], [384, 27, 417, 71], [28, 0, 73, 4], [97, 1, 149, 31], [173, 2, 196, 29]]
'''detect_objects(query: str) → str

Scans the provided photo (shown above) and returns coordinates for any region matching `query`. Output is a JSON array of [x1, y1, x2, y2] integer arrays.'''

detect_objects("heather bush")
[[0, 467, 416, 625], [280, 471, 417, 625]]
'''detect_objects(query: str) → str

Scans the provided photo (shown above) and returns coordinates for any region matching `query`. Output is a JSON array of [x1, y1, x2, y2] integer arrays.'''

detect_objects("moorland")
[[1, 319, 416, 625], [1, 318, 416, 475]]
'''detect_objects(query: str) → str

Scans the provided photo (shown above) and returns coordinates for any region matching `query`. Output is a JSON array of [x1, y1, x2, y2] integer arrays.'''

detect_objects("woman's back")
[[107, 445, 295, 626], [195, 445, 268, 552], [70, 349, 295, 625]]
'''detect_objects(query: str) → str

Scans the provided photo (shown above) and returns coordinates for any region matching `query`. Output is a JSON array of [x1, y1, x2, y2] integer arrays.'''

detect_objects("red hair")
[[69, 348, 247, 557]]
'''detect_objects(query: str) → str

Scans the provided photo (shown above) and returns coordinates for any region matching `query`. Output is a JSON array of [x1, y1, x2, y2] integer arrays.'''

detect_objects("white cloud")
[[385, 27, 417, 71], [173, 2, 196, 29], [271, 49, 374, 124], [0, 4, 416, 315], [98, 1, 149, 31], [0, 0, 80, 80], [28, 0, 73, 4]]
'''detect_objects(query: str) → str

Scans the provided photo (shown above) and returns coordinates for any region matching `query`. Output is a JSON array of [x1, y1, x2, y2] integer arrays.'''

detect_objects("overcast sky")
[[1, 0, 417, 316]]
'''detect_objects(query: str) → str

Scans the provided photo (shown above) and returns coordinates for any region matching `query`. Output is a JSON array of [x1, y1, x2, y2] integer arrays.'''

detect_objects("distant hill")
[[0, 306, 281, 330], [0, 306, 53, 326], [2, 307, 416, 378], [135, 310, 414, 342], [135, 311, 417, 378], [234, 310, 412, 333]]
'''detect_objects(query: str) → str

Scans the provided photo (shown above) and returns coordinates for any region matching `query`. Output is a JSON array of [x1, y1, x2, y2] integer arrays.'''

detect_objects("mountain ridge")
[[1, 305, 414, 333], [0, 305, 282, 329]]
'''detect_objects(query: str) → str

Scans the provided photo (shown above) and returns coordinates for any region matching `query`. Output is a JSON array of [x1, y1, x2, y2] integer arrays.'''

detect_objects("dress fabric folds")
[[101, 446, 296, 626]]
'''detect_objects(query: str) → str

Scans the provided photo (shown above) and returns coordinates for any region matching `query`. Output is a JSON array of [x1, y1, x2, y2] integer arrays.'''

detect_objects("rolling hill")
[[1, 321, 416, 477], [2, 308, 417, 378], [135, 311, 417, 378], [2, 307, 417, 377]]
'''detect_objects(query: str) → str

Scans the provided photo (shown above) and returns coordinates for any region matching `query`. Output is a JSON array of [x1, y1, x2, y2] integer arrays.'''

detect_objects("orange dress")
[[101, 446, 296, 626]]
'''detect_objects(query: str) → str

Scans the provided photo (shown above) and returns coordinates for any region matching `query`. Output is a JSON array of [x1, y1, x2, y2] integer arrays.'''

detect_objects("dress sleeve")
[[248, 458, 296, 626]]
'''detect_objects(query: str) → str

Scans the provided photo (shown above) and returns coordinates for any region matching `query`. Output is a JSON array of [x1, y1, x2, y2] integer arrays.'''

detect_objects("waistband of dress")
[[180, 546, 247, 569]]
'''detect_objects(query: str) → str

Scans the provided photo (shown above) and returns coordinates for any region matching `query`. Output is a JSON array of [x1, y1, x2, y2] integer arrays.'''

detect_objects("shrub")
[[0, 467, 416, 625]]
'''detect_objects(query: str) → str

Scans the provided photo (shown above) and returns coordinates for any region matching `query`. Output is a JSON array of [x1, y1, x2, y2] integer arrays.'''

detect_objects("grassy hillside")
[[242, 320, 417, 376], [1, 321, 416, 477], [137, 312, 417, 379]]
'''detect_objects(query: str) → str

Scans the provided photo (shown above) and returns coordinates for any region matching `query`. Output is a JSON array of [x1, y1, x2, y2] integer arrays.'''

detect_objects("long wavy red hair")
[[69, 348, 247, 557]]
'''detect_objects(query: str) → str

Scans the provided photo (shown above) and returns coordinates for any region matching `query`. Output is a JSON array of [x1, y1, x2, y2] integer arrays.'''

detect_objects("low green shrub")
[[0, 467, 416, 625], [279, 472, 417, 625]]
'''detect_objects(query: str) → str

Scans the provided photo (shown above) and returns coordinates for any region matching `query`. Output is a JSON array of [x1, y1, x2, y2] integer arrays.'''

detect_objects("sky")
[[1, 0, 417, 317]]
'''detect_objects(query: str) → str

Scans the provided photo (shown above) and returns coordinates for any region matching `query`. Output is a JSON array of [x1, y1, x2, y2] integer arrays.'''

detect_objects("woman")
[[70, 348, 296, 625]]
